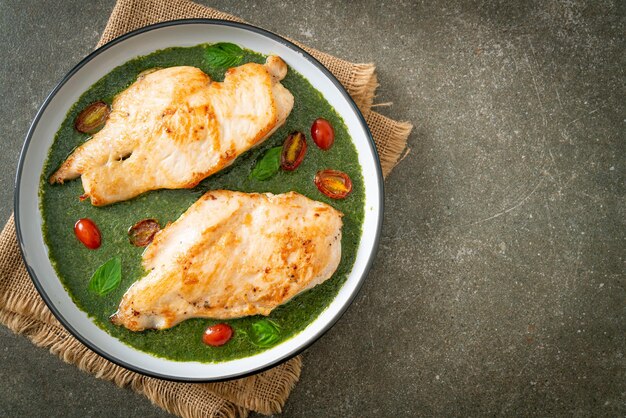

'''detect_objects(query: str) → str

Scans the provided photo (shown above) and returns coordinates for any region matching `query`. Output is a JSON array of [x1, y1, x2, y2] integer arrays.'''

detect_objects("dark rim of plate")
[[14, 19, 384, 383]]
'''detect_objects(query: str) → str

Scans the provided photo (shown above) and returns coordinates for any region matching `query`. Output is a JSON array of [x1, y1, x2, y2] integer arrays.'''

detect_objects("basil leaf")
[[250, 147, 282, 181], [249, 319, 281, 347], [205, 42, 244, 68], [88, 257, 122, 296]]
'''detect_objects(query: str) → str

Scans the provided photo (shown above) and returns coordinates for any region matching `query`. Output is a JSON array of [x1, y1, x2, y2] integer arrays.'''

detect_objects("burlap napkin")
[[0, 0, 412, 417]]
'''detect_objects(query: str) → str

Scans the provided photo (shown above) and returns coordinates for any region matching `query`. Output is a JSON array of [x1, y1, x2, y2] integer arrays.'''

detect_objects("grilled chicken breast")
[[111, 190, 343, 331], [50, 56, 294, 206]]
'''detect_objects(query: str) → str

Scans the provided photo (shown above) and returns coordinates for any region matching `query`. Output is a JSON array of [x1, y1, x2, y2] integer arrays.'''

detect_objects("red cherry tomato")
[[203, 323, 234, 347], [280, 131, 307, 171], [311, 118, 335, 150], [74, 218, 101, 249], [314, 169, 353, 199]]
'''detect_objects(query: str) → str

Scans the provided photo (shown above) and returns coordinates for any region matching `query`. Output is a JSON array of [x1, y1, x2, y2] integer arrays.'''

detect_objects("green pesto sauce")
[[40, 45, 364, 363]]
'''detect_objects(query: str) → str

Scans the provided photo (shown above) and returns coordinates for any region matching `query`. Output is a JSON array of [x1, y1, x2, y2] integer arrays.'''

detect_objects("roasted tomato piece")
[[128, 219, 160, 247], [314, 169, 353, 199], [203, 323, 234, 347], [280, 131, 307, 171], [74, 218, 102, 249], [311, 118, 335, 150], [74, 101, 110, 134]]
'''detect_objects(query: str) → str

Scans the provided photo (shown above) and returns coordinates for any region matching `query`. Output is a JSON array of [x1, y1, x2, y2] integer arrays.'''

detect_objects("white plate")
[[15, 19, 383, 381]]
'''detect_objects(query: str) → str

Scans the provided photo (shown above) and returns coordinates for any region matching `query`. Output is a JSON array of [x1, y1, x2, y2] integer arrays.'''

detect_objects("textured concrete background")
[[0, 0, 624, 416]]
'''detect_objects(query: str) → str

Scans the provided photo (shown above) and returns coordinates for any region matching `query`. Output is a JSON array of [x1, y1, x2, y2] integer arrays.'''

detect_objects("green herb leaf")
[[205, 42, 244, 68], [250, 147, 282, 181], [88, 257, 122, 296], [249, 319, 281, 347]]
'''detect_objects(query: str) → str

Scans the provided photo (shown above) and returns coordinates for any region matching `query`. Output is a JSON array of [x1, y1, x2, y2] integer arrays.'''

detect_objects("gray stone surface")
[[0, 0, 624, 416]]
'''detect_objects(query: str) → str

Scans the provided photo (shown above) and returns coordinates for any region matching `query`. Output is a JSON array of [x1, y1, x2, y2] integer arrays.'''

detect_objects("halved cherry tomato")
[[74, 101, 110, 134], [280, 131, 307, 171], [314, 169, 353, 199], [128, 219, 160, 247], [74, 218, 101, 249], [203, 323, 234, 347], [311, 118, 335, 150]]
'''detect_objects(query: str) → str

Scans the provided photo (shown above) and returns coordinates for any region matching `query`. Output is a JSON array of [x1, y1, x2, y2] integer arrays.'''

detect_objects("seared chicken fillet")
[[111, 191, 343, 331], [50, 56, 294, 206]]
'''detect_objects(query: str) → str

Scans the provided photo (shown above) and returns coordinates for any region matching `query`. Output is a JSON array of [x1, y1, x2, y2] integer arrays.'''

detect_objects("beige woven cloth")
[[0, 0, 412, 417]]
